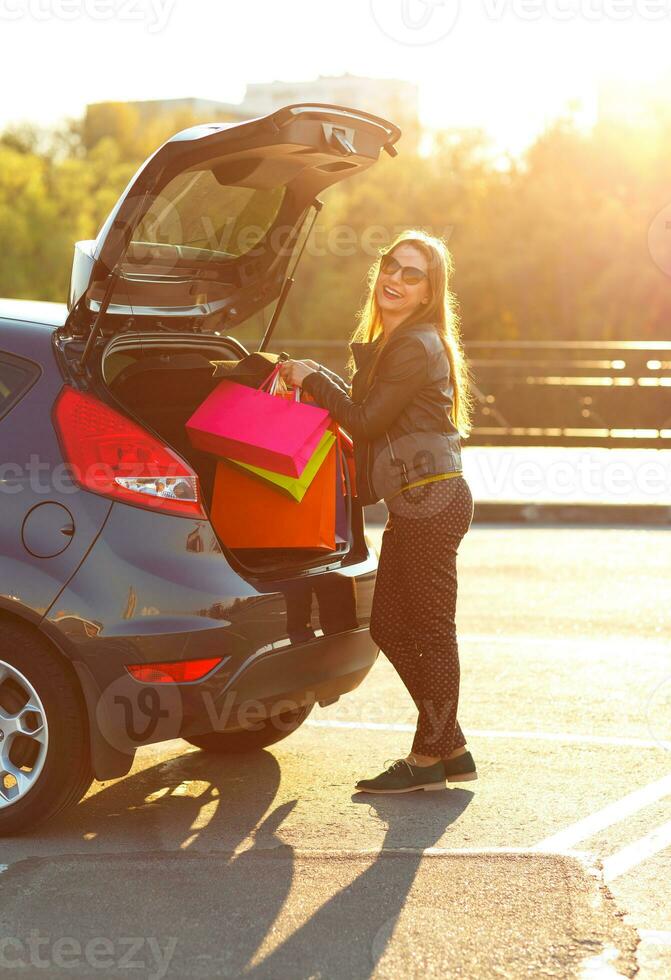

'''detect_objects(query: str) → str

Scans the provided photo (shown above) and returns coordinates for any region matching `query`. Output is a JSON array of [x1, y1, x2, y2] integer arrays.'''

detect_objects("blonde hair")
[[346, 229, 473, 438]]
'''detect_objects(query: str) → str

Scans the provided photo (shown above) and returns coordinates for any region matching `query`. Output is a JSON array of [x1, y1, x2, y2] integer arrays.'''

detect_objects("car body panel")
[[0, 299, 67, 329], [0, 315, 113, 619], [43, 502, 377, 666], [41, 500, 377, 778]]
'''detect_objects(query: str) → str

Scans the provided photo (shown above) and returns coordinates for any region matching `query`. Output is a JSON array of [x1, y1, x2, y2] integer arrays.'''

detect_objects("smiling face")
[[374, 243, 431, 322]]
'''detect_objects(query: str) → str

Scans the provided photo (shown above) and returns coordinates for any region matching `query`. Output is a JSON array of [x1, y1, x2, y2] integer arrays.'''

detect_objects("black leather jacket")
[[301, 321, 463, 506]]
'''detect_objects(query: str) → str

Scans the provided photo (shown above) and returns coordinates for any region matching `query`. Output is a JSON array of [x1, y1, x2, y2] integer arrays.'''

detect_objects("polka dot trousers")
[[369, 476, 474, 758]]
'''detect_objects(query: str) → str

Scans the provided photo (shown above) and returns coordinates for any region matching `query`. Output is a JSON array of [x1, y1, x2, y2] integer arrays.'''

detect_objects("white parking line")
[[306, 719, 416, 733], [532, 774, 671, 852], [228, 844, 593, 861], [460, 633, 669, 654], [305, 719, 661, 749], [602, 820, 671, 882]]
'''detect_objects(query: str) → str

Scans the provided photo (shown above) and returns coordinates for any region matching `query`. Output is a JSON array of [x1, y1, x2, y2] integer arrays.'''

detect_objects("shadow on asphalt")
[[12, 745, 475, 977]]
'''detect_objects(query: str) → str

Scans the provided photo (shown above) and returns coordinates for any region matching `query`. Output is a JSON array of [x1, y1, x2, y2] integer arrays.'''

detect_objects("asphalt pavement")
[[0, 524, 669, 978]]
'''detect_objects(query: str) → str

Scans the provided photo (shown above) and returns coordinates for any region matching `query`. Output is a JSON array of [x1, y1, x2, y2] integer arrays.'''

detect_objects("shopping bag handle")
[[259, 364, 301, 401], [259, 365, 281, 392], [334, 424, 346, 496]]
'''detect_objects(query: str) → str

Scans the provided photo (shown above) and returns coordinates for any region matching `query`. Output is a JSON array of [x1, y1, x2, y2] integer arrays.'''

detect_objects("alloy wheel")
[[0, 661, 49, 808]]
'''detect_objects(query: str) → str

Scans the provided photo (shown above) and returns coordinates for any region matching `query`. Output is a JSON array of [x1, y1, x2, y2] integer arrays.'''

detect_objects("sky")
[[1, 0, 671, 156]]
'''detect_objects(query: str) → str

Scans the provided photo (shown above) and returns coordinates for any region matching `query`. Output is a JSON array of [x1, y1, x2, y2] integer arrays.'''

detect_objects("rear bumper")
[[180, 625, 379, 739], [68, 624, 378, 780]]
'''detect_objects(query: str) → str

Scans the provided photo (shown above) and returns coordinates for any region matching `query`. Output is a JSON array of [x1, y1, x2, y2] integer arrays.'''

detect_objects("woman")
[[279, 229, 476, 794]]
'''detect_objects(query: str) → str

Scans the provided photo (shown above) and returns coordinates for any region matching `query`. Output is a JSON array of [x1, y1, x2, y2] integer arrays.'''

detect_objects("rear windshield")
[[130, 170, 286, 262], [0, 354, 39, 421]]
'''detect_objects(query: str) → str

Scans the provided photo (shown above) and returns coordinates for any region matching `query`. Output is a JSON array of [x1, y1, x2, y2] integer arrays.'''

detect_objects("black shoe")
[[355, 757, 447, 794], [444, 750, 477, 782]]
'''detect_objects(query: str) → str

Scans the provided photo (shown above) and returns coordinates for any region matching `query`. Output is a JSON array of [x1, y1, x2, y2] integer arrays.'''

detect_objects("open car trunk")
[[100, 333, 359, 576], [57, 104, 397, 576]]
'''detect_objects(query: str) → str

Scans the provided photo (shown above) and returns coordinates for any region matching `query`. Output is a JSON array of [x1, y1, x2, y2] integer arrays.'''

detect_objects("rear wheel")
[[186, 701, 314, 754], [0, 621, 93, 836]]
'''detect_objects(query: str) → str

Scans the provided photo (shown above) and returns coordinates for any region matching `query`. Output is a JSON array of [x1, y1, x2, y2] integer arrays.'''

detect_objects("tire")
[[0, 620, 93, 836], [186, 701, 314, 754]]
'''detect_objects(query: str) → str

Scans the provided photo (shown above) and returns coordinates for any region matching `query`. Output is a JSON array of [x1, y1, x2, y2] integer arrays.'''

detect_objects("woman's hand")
[[278, 359, 317, 389]]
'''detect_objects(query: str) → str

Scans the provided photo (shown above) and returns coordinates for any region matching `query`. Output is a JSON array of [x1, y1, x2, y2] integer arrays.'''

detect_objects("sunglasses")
[[379, 253, 428, 286]]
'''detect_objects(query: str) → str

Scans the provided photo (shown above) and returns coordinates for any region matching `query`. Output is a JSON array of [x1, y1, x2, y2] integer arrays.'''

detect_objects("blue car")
[[0, 104, 401, 834]]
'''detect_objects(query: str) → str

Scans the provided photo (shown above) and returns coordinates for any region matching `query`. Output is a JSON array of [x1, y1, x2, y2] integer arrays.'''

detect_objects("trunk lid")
[[66, 103, 400, 349]]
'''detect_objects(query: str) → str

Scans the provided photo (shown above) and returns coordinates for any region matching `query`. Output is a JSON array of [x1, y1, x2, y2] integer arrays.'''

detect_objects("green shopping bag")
[[225, 429, 335, 502]]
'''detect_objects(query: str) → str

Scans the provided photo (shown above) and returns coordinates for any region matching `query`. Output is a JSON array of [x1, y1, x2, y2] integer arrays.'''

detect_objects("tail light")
[[126, 657, 223, 683], [54, 386, 206, 519]]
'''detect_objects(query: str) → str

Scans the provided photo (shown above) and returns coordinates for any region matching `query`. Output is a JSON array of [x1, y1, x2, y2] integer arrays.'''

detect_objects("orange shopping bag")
[[210, 441, 337, 550]]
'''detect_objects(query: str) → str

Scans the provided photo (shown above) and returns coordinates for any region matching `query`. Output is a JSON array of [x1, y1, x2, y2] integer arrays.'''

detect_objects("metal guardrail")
[[272, 339, 671, 448]]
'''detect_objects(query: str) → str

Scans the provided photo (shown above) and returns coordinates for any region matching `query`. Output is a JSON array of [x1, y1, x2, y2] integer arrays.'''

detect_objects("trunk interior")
[[100, 334, 357, 576]]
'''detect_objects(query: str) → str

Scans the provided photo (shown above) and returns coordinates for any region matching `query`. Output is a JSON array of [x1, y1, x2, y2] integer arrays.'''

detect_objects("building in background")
[[243, 74, 419, 145], [124, 97, 247, 123], [94, 73, 420, 149]]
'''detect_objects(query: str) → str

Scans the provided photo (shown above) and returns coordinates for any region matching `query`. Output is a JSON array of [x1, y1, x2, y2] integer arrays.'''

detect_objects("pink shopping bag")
[[186, 366, 331, 478]]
